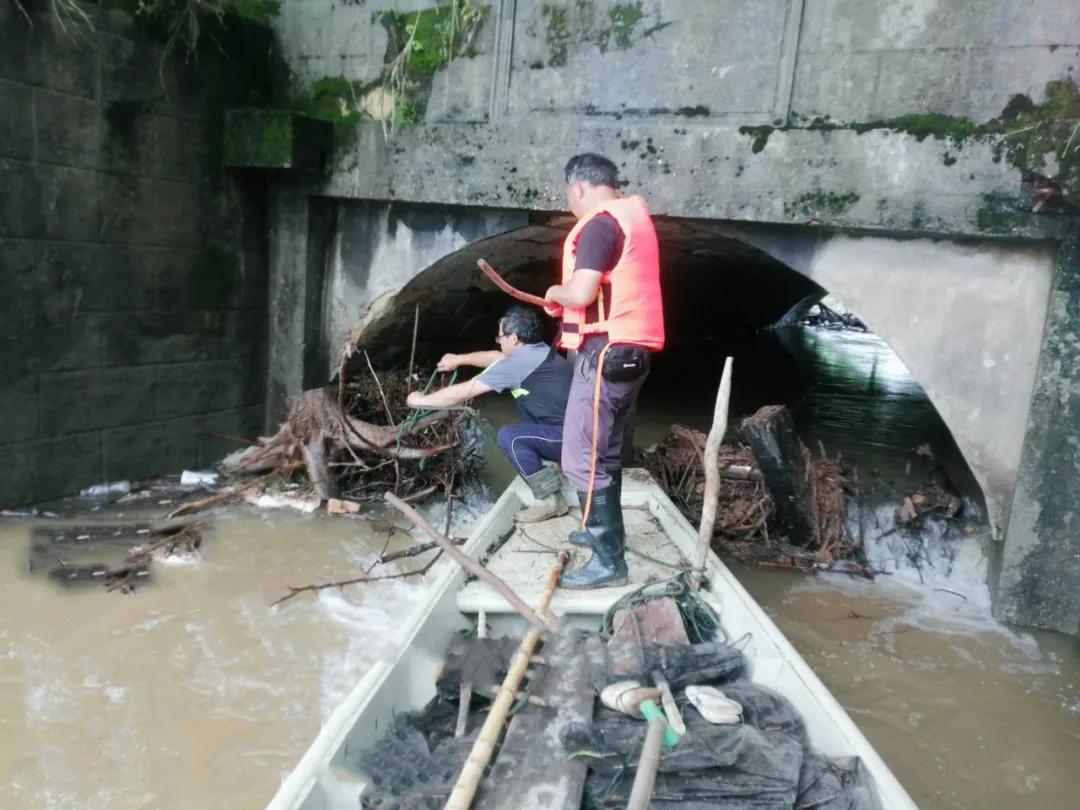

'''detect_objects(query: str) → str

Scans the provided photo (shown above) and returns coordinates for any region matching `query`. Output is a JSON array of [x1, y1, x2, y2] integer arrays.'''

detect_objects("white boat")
[[268, 469, 918, 810]]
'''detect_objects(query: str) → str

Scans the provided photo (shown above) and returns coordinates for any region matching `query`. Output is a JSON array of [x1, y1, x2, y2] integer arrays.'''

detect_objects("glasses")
[[495, 332, 509, 344]]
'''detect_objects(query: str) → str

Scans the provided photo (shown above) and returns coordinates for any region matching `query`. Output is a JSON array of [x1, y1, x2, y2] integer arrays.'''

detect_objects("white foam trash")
[[685, 685, 743, 724]]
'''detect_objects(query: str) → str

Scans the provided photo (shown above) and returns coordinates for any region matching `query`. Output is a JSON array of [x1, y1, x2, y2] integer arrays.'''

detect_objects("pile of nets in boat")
[[562, 678, 878, 809]]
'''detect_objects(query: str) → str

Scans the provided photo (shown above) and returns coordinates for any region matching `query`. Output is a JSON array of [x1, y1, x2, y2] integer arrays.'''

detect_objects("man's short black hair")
[[499, 305, 545, 345], [564, 153, 619, 189]]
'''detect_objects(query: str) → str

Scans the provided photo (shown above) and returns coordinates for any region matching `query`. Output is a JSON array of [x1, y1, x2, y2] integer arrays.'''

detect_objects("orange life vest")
[[558, 196, 665, 352]]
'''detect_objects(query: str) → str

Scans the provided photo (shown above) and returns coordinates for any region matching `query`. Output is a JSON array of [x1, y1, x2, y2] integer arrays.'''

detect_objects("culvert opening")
[[348, 213, 991, 581]]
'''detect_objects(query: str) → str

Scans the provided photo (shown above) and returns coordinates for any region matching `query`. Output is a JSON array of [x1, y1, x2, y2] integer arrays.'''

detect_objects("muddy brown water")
[[2, 326, 1078, 808]]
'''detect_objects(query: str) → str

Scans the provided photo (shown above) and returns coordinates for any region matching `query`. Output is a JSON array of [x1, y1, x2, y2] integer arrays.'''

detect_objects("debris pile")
[[643, 406, 864, 575], [221, 363, 482, 507]]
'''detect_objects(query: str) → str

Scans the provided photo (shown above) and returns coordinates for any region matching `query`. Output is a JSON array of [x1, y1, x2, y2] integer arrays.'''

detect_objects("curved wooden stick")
[[384, 492, 551, 632], [477, 259, 547, 307], [693, 356, 734, 584]]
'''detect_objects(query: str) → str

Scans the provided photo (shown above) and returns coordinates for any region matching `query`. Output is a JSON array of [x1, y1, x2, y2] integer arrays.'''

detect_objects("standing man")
[[544, 153, 665, 589], [405, 305, 573, 523]]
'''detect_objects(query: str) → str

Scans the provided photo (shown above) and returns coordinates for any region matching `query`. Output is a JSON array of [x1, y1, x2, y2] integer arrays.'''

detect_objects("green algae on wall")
[[535, 0, 669, 67], [741, 79, 1080, 210], [377, 0, 490, 132], [784, 191, 860, 219]]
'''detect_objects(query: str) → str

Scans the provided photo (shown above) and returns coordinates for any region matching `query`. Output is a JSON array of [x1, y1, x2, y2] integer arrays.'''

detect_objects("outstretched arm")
[[437, 350, 502, 371], [406, 378, 493, 409]]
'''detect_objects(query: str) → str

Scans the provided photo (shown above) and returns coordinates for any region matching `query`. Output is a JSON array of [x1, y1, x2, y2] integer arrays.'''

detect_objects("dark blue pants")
[[496, 422, 564, 477]]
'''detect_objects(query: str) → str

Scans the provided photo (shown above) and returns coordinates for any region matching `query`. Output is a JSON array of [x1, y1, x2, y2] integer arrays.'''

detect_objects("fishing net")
[[585, 634, 745, 691], [601, 573, 725, 644], [796, 753, 882, 810], [720, 680, 809, 748], [565, 705, 803, 809], [358, 698, 476, 810]]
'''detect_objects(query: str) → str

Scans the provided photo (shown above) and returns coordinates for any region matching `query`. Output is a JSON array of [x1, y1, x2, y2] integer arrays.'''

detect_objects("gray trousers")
[[560, 350, 647, 491]]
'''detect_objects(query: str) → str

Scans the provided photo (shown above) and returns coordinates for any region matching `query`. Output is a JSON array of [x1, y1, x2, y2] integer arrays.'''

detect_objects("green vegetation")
[[223, 108, 293, 166], [784, 191, 860, 219], [377, 0, 489, 133], [540, 4, 572, 66], [537, 0, 668, 67], [608, 2, 644, 50], [741, 79, 1079, 205]]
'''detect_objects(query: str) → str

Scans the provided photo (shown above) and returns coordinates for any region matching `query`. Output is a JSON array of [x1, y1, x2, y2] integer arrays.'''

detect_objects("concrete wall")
[[0, 5, 271, 505], [266, 1, 1080, 633]]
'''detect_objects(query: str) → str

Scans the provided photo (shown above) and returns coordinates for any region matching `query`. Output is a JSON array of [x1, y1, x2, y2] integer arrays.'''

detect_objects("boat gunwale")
[[267, 471, 918, 810]]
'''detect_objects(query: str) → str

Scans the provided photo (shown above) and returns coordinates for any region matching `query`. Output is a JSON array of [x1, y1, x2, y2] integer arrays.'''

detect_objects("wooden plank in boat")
[[473, 625, 593, 810], [458, 508, 688, 615]]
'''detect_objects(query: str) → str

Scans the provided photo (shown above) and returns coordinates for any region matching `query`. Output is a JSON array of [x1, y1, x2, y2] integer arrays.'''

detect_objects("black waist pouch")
[[601, 344, 651, 382]]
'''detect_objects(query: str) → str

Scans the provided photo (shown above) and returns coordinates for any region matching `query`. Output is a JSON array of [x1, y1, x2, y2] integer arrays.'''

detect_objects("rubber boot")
[[515, 466, 568, 523], [560, 486, 628, 589], [569, 472, 623, 548]]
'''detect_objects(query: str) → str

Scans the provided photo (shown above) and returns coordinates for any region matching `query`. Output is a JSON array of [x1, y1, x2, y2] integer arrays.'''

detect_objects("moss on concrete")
[[377, 1, 490, 132], [739, 125, 775, 154], [784, 191, 860, 219], [540, 4, 572, 67], [743, 80, 1079, 205], [608, 2, 645, 50], [996, 80, 1080, 199]]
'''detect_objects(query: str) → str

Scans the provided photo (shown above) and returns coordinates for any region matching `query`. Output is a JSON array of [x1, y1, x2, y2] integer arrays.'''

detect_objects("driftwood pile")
[[221, 361, 480, 506], [643, 405, 863, 574]]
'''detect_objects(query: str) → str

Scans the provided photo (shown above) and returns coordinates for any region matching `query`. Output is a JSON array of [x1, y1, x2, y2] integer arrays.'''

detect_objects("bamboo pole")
[[384, 493, 552, 633], [444, 550, 568, 810], [626, 716, 666, 810], [692, 357, 733, 586]]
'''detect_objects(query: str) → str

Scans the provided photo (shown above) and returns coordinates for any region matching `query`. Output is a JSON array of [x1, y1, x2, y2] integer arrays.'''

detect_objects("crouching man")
[[405, 305, 573, 523]]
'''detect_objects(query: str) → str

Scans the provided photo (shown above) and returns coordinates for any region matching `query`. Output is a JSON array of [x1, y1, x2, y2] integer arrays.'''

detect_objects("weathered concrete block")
[[221, 311, 268, 358], [39, 164, 101, 241], [151, 180, 200, 247], [0, 79, 34, 160], [101, 311, 224, 366], [0, 376, 38, 445], [35, 88, 102, 168], [153, 115, 202, 181], [103, 416, 201, 482], [0, 433, 103, 507], [100, 32, 163, 107], [99, 176, 198, 247], [39, 367, 155, 436], [198, 405, 264, 464], [155, 246, 245, 310], [0, 7, 96, 97], [0, 238, 46, 340], [239, 249, 269, 310], [97, 173, 156, 244], [100, 101, 157, 176], [223, 109, 332, 172], [43, 242, 156, 312], [153, 360, 251, 418], [0, 160, 45, 238], [3, 316, 102, 380]]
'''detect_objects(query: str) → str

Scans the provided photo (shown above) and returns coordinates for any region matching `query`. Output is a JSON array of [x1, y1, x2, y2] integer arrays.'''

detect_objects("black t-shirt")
[[574, 213, 625, 273]]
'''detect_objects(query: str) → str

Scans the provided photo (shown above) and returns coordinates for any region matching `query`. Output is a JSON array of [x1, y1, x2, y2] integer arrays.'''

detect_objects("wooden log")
[[739, 404, 817, 547]]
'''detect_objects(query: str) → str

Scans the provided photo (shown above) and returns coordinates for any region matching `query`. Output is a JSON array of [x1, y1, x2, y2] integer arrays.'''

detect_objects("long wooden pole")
[[444, 550, 569, 810], [384, 493, 551, 633], [626, 716, 666, 810], [693, 357, 733, 585]]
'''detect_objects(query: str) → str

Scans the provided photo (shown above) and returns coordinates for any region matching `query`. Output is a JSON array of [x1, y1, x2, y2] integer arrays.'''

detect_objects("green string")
[[395, 369, 459, 451]]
